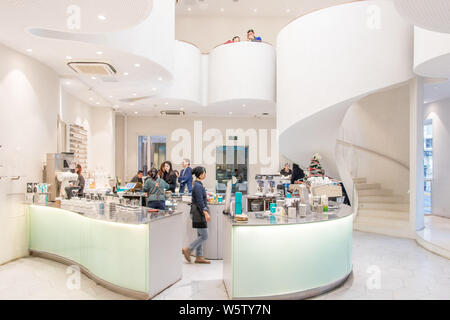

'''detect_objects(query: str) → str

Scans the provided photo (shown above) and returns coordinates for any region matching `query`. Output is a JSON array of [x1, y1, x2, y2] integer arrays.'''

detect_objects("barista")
[[130, 170, 144, 190], [280, 163, 292, 177], [130, 170, 144, 184], [65, 164, 85, 198]]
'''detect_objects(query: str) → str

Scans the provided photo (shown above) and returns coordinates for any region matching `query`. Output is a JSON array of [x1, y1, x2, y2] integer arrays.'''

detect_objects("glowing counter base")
[[27, 205, 182, 299], [223, 207, 353, 299]]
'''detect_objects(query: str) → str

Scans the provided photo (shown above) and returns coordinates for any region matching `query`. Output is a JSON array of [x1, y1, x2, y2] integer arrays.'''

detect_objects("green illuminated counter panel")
[[27, 205, 182, 299], [223, 206, 353, 299]]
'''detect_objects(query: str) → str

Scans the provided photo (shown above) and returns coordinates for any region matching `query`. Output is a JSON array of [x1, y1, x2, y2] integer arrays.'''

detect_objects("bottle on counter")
[[321, 195, 328, 212]]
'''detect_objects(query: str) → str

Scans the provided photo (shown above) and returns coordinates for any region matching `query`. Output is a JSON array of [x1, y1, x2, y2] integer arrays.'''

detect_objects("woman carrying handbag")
[[182, 166, 211, 264]]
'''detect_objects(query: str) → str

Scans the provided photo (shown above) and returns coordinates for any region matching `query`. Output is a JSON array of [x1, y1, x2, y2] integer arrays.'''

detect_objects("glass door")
[[423, 119, 433, 215]]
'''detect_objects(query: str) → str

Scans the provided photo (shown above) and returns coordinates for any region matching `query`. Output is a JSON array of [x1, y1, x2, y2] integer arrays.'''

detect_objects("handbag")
[[190, 202, 207, 229]]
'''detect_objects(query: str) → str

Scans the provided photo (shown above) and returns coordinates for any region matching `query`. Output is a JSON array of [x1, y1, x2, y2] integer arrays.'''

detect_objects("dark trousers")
[[179, 182, 192, 194], [147, 200, 166, 210]]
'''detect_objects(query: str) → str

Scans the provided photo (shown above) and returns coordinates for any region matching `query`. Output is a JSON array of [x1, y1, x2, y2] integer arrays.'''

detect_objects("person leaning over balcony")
[[182, 166, 211, 264], [225, 36, 241, 44], [247, 29, 262, 42]]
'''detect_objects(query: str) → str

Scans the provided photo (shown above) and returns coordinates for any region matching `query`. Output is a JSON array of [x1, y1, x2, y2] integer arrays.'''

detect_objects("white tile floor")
[[0, 231, 449, 300]]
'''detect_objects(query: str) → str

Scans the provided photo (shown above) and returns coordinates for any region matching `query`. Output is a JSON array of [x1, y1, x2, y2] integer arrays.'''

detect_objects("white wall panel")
[[208, 42, 276, 104], [163, 41, 202, 104]]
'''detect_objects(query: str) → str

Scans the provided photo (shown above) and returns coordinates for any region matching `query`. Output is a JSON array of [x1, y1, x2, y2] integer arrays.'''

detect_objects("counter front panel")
[[224, 206, 353, 299]]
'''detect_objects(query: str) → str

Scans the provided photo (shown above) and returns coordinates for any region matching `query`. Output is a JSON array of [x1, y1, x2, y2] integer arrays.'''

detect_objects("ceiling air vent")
[[160, 110, 186, 116], [68, 62, 117, 75]]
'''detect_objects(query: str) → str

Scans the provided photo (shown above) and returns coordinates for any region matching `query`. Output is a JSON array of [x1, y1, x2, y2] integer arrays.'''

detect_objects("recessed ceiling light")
[[164, 102, 169, 105], [158, 77, 163, 81], [152, 87, 157, 91], [98, 15, 106, 21], [220, 8, 224, 12], [123, 72, 129, 76], [96, 102, 100, 105], [26, 48, 32, 53], [66, 55, 72, 59], [242, 104, 246, 107], [180, 107, 185, 111], [91, 76, 96, 80], [108, 95, 113, 98], [134, 63, 140, 67], [134, 111, 138, 114], [89, 98, 94, 101], [229, 112, 233, 115], [133, 93, 137, 96], [253, 8, 257, 13], [96, 51, 103, 55], [286, 8, 291, 13], [65, 81, 71, 85], [187, 7, 192, 12]]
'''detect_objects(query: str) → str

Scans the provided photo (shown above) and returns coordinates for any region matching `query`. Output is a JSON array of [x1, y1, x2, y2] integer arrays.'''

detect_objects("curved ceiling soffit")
[[277, 0, 413, 177], [392, 0, 450, 33], [0, 0, 153, 34]]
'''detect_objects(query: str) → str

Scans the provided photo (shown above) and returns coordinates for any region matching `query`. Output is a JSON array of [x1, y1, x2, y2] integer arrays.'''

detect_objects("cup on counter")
[[298, 204, 307, 218], [269, 203, 276, 214]]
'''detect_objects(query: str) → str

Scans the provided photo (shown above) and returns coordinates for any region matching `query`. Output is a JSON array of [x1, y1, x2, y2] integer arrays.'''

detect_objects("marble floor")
[[0, 231, 449, 300], [417, 215, 450, 258]]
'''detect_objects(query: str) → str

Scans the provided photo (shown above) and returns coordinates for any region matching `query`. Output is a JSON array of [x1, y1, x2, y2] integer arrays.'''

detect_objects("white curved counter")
[[223, 206, 353, 299], [27, 204, 182, 299]]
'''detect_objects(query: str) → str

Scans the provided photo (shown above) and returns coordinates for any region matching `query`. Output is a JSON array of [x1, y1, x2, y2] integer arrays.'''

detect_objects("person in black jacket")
[[182, 166, 211, 264], [291, 163, 305, 184], [159, 161, 177, 193]]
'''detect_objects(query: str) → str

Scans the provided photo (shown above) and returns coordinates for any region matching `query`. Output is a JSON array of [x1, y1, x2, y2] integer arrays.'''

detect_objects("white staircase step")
[[355, 183, 381, 190], [353, 177, 367, 184], [357, 209, 409, 221], [359, 202, 409, 212], [359, 195, 407, 204], [354, 218, 413, 239], [357, 188, 393, 196]]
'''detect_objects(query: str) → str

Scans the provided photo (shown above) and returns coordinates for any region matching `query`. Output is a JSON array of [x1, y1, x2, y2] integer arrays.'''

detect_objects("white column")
[[124, 114, 128, 182], [409, 76, 425, 233]]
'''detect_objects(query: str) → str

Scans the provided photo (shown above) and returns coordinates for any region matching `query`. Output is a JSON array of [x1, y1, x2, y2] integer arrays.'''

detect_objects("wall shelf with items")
[[69, 124, 88, 169]]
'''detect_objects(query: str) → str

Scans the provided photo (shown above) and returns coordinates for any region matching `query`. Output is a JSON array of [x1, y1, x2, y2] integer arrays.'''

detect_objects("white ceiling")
[[176, 0, 357, 17], [0, 0, 364, 118], [392, 0, 450, 33], [3, 0, 153, 33], [424, 80, 450, 104]]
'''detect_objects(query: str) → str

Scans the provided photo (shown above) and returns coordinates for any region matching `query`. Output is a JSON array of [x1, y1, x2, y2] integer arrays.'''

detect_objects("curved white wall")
[[208, 42, 276, 104], [163, 41, 202, 104], [277, 0, 413, 177], [414, 27, 450, 78]]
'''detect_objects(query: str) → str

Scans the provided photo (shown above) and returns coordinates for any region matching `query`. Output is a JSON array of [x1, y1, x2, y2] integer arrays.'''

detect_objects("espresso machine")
[[45, 152, 76, 201]]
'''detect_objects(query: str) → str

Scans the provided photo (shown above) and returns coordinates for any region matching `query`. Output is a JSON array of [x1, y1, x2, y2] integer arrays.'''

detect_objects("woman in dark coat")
[[182, 166, 211, 264], [291, 163, 305, 184], [159, 161, 177, 193]]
